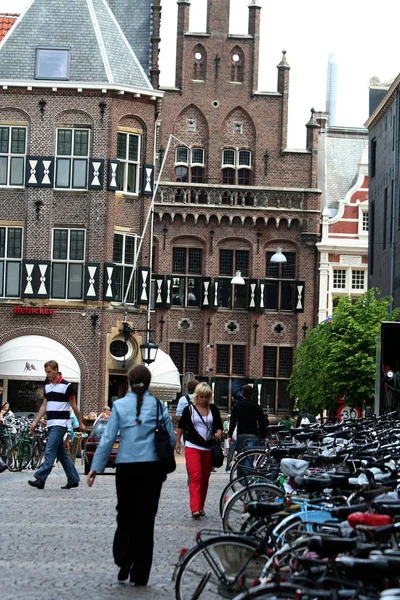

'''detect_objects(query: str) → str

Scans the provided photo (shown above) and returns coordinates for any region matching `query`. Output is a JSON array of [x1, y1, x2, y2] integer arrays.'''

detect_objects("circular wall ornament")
[[212, 100, 219, 108], [109, 337, 137, 363]]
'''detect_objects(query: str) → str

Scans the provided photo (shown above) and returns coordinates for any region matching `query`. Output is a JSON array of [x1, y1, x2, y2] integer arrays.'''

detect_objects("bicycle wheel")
[[220, 474, 277, 517], [17, 441, 33, 470], [6, 445, 19, 472], [233, 582, 310, 600], [175, 536, 265, 600], [30, 440, 44, 469], [222, 483, 284, 533], [230, 450, 278, 482]]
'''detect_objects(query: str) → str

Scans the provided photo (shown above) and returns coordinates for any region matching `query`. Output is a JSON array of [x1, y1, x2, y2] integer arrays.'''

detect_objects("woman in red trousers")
[[175, 383, 223, 518]]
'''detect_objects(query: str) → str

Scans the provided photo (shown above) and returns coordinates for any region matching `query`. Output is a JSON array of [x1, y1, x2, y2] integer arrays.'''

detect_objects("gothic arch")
[[229, 46, 244, 83], [192, 44, 207, 81]]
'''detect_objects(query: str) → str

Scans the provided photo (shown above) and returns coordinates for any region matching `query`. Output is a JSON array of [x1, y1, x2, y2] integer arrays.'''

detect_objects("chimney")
[[248, 1, 262, 93], [277, 50, 290, 151], [206, 0, 230, 35], [175, 0, 191, 89], [326, 54, 337, 126]]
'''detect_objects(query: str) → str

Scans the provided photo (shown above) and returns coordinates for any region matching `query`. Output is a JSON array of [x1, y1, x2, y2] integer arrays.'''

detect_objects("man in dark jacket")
[[228, 385, 266, 475], [296, 407, 316, 428]]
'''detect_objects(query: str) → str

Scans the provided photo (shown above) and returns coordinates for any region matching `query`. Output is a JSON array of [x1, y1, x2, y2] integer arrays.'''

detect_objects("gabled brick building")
[[152, 0, 321, 415], [0, 0, 168, 413]]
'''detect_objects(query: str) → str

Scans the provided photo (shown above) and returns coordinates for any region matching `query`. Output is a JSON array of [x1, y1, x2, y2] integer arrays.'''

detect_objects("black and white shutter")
[[294, 281, 305, 312], [137, 267, 150, 305], [103, 263, 116, 301], [107, 160, 120, 191], [248, 279, 258, 311], [142, 164, 155, 196], [201, 277, 212, 308], [153, 276, 165, 307], [257, 280, 265, 312], [88, 159, 104, 190], [84, 263, 100, 300], [164, 276, 173, 307], [21, 260, 51, 298], [25, 156, 54, 187]]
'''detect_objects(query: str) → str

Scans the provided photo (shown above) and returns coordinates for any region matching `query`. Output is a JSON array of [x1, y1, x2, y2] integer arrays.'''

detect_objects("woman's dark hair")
[[128, 365, 151, 425]]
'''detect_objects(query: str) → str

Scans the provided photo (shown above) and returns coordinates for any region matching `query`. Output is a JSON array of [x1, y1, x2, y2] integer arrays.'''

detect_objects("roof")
[[0, 0, 153, 92], [0, 14, 18, 42]]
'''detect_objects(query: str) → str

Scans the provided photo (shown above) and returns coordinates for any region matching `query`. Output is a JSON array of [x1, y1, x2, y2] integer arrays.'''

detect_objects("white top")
[[186, 408, 214, 452]]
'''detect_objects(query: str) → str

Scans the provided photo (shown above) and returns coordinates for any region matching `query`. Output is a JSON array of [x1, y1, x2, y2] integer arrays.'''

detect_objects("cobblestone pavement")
[[1, 458, 230, 600]]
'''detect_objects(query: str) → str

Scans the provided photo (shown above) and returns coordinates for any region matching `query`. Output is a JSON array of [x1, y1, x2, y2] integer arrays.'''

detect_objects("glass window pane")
[[7, 228, 22, 258], [123, 267, 135, 303], [266, 252, 279, 277], [69, 230, 85, 260], [186, 343, 199, 373], [234, 283, 247, 309], [10, 157, 24, 186], [238, 150, 250, 166], [127, 163, 137, 193], [0, 261, 3, 296], [235, 250, 249, 277], [73, 130, 89, 156], [263, 346, 277, 377], [170, 342, 184, 373], [113, 265, 123, 301], [191, 148, 204, 164], [171, 277, 184, 306], [265, 281, 278, 310], [220, 249, 233, 276], [11, 128, 26, 154], [232, 346, 245, 375], [279, 347, 293, 378], [237, 169, 250, 186], [113, 234, 123, 263], [281, 282, 294, 310], [36, 48, 69, 79], [117, 133, 127, 160], [282, 253, 295, 278], [191, 167, 204, 183], [277, 381, 290, 413], [222, 168, 235, 185], [173, 248, 186, 273], [119, 162, 126, 190], [223, 150, 235, 165], [6, 262, 20, 296], [68, 264, 83, 299], [219, 279, 232, 308], [124, 236, 135, 265], [0, 156, 8, 185], [260, 380, 275, 412], [55, 158, 71, 187], [0, 128, 9, 154], [53, 230, 68, 260], [187, 278, 201, 307], [72, 159, 87, 188], [216, 345, 230, 375], [0, 228, 4, 257], [214, 379, 229, 411], [128, 135, 139, 161], [57, 130, 72, 155], [52, 263, 66, 298], [175, 166, 188, 183], [188, 248, 201, 274], [176, 148, 188, 163]]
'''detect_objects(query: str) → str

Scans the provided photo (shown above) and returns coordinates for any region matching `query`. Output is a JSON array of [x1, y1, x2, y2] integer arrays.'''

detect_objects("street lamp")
[[270, 247, 287, 263], [230, 270, 245, 285], [140, 338, 159, 365]]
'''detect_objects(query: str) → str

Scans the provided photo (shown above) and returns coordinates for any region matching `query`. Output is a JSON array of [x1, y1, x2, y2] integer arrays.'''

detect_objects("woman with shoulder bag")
[[87, 365, 175, 586], [175, 383, 223, 519]]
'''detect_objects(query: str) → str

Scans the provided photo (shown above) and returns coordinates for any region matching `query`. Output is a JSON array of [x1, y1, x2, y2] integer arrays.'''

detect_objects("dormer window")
[[35, 47, 70, 80]]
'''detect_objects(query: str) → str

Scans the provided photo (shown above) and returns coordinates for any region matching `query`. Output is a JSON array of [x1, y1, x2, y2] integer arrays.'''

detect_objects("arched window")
[[193, 45, 206, 81], [230, 47, 244, 83]]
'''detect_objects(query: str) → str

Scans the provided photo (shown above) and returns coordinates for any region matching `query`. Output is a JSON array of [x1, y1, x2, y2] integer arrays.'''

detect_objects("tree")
[[288, 289, 400, 415]]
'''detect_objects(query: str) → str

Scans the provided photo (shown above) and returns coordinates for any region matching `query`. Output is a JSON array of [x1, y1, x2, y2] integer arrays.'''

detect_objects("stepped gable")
[[0, 0, 152, 90]]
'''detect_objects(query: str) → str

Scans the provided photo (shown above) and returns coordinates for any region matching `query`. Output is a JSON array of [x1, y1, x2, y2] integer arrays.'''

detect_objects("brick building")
[[152, 0, 321, 415], [0, 0, 173, 414], [316, 117, 369, 322]]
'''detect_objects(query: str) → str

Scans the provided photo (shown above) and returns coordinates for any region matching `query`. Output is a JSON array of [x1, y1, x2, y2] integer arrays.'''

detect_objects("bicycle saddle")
[[294, 475, 333, 492], [308, 535, 357, 557], [246, 501, 283, 519], [330, 503, 368, 520], [280, 458, 309, 477]]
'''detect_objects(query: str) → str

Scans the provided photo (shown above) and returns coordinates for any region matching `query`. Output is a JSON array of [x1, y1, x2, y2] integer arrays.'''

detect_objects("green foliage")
[[288, 289, 400, 414]]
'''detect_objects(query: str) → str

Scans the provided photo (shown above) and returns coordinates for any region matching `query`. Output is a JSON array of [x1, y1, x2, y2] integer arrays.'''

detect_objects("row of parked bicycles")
[[172, 412, 400, 600], [0, 415, 47, 471]]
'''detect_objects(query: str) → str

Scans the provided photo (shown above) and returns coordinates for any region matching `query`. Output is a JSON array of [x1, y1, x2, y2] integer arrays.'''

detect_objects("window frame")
[[51, 228, 86, 300], [55, 127, 90, 190], [0, 226, 23, 298], [170, 341, 200, 375], [216, 344, 246, 376], [221, 148, 252, 186], [218, 248, 249, 310], [112, 232, 138, 305], [264, 251, 296, 312], [117, 131, 141, 196], [171, 247, 202, 308], [261, 345, 294, 414], [0, 125, 27, 188], [35, 46, 71, 80], [175, 147, 205, 184]]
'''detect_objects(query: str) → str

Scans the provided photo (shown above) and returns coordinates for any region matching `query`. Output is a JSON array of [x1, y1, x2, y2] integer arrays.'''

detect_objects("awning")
[[0, 335, 81, 382], [148, 348, 181, 402]]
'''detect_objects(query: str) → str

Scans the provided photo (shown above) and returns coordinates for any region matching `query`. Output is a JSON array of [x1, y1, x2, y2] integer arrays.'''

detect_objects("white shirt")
[[185, 407, 214, 451]]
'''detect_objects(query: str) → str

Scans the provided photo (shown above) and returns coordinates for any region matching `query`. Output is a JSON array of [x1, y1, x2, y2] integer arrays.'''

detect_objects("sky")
[[2, 0, 399, 148]]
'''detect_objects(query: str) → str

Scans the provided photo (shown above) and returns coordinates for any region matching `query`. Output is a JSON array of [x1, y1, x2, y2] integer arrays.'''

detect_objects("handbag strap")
[[192, 404, 213, 436], [155, 398, 163, 430]]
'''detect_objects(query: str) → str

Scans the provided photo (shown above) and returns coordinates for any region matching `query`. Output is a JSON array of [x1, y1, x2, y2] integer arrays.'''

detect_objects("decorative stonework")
[[273, 322, 284, 335], [225, 320, 239, 334], [179, 318, 193, 331], [340, 255, 362, 266]]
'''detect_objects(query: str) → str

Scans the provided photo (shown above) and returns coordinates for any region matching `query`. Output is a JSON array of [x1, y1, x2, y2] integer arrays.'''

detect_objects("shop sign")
[[13, 306, 55, 315]]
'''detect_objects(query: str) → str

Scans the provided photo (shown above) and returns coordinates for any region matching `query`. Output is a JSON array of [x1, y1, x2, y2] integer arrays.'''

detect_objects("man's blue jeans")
[[235, 434, 262, 478], [35, 425, 80, 484]]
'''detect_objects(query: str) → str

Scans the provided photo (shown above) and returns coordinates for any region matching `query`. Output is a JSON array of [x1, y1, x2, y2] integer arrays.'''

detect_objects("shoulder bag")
[[192, 405, 224, 468], [155, 399, 176, 475]]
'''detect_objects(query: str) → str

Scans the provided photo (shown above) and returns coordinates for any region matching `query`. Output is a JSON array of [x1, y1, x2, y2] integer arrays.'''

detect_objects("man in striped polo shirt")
[[28, 360, 85, 490]]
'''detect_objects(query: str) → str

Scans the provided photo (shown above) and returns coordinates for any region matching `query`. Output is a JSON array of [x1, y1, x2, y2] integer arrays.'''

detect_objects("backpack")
[[300, 415, 310, 426]]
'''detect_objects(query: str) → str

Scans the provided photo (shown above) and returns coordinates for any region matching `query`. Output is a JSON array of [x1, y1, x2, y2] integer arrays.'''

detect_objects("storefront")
[[0, 335, 81, 415]]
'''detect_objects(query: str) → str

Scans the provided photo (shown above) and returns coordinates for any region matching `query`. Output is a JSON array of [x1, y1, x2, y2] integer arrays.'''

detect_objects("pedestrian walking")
[[175, 383, 223, 519], [87, 365, 175, 586], [296, 407, 316, 427], [28, 360, 85, 490], [228, 384, 266, 476], [175, 379, 199, 419]]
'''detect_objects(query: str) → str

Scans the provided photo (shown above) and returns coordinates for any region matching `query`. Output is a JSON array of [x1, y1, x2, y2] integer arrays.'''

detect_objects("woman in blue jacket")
[[87, 364, 175, 586]]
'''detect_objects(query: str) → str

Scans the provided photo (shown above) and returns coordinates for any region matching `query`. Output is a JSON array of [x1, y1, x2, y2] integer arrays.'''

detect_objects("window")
[[0, 226, 22, 298], [193, 45, 206, 81], [170, 342, 200, 374], [51, 229, 85, 299], [171, 247, 202, 307], [370, 137, 376, 178], [0, 126, 26, 187], [333, 269, 346, 290], [222, 148, 251, 187], [362, 212, 368, 232], [264, 251, 296, 311], [230, 47, 244, 83], [175, 147, 205, 184], [55, 128, 89, 189], [218, 249, 248, 309], [117, 132, 141, 194], [216, 345, 245, 376], [113, 232, 137, 304], [351, 270, 365, 290], [261, 346, 293, 414], [35, 47, 70, 80]]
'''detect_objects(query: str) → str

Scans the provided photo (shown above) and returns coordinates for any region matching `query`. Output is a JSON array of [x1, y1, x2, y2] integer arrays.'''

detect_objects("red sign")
[[13, 306, 54, 315]]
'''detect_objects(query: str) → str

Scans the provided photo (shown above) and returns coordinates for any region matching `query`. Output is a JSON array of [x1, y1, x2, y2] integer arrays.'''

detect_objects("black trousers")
[[113, 462, 164, 585]]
